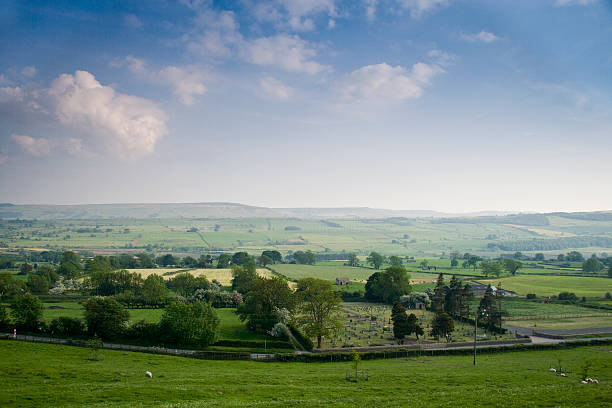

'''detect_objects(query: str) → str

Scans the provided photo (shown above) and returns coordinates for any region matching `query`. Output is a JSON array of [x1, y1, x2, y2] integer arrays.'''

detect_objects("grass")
[[469, 297, 608, 319], [504, 316, 612, 330], [1, 341, 610, 407], [479, 275, 612, 298], [127, 268, 272, 285]]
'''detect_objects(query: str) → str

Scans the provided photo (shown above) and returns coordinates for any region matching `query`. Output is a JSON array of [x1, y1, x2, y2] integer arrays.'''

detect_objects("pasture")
[[1, 341, 610, 407], [504, 316, 612, 330], [479, 275, 612, 298]]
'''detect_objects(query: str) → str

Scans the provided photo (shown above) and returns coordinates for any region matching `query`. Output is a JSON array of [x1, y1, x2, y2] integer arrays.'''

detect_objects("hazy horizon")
[[1, 1, 611, 213]]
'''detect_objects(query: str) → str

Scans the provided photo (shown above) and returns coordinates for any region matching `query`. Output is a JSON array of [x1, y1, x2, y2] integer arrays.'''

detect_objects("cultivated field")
[[1, 341, 610, 407], [127, 268, 273, 286]]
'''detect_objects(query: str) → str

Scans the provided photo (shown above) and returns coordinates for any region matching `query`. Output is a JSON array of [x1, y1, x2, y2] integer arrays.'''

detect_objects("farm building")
[[335, 277, 350, 286]]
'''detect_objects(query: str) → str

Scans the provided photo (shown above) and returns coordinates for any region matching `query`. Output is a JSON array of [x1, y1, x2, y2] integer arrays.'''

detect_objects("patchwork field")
[[479, 275, 612, 298], [1, 341, 610, 407]]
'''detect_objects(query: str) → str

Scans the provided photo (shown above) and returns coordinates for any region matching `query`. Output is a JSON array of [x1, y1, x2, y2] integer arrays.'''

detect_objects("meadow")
[[1, 341, 610, 407], [504, 316, 612, 331], [479, 275, 612, 298], [126, 268, 272, 285]]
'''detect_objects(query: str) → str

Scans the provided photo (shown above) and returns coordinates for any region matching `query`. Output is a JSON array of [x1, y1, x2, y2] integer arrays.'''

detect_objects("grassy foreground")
[[1, 341, 611, 407]]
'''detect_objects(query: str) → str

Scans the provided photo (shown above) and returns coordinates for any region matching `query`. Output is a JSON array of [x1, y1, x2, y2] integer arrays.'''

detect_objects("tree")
[[293, 250, 315, 265], [197, 254, 214, 268], [159, 301, 219, 347], [364, 266, 411, 304], [217, 254, 231, 268], [167, 273, 208, 297], [156, 254, 178, 267], [481, 261, 503, 278], [26, 274, 49, 295], [11, 294, 44, 331], [609, 263, 612, 278], [232, 252, 251, 266], [57, 251, 81, 279], [459, 284, 473, 318], [431, 273, 446, 312], [84, 297, 129, 339], [142, 274, 168, 306], [181, 256, 198, 268], [391, 302, 409, 342], [367, 252, 384, 269], [347, 253, 359, 267], [0, 272, 26, 298], [582, 258, 604, 273], [566, 251, 584, 262], [503, 258, 522, 276], [237, 277, 296, 332], [389, 256, 403, 267], [534, 253, 545, 261], [19, 262, 33, 275], [259, 254, 273, 267], [36, 264, 59, 285], [136, 253, 155, 268], [85, 256, 111, 275], [231, 263, 258, 295], [513, 252, 523, 260], [477, 285, 500, 331], [450, 258, 459, 268], [262, 250, 282, 264], [467, 255, 481, 271], [406, 313, 424, 339], [296, 278, 343, 348], [430, 312, 454, 341], [557, 254, 566, 262], [444, 275, 462, 316]]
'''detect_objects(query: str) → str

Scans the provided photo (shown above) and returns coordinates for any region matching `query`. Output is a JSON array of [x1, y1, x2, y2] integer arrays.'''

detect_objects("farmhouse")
[[468, 282, 497, 297], [335, 277, 350, 286]]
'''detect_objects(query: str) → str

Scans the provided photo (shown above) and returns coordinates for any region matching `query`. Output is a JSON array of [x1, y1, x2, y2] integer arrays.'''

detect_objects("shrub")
[[0, 306, 10, 330], [605, 292, 611, 300], [49, 316, 85, 337], [159, 301, 219, 347], [84, 297, 129, 339], [526, 293, 537, 299], [558, 292, 578, 302], [10, 293, 44, 332], [123, 320, 161, 343]]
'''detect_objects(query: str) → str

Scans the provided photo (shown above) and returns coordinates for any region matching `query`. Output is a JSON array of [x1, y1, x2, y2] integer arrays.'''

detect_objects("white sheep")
[[560, 373, 566, 377], [145, 371, 153, 378], [581, 381, 588, 384], [549, 368, 556, 372]]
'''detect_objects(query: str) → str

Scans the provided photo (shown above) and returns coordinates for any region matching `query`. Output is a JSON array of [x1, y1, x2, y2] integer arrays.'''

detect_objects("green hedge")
[[288, 323, 314, 351]]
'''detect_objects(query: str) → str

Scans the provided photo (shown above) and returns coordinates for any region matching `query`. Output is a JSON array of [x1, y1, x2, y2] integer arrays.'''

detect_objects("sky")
[[0, 0, 611, 213]]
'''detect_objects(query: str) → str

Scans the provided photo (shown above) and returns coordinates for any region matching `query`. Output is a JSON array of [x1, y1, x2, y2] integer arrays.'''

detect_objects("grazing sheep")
[[581, 381, 588, 384], [145, 371, 153, 378], [560, 373, 566, 377], [549, 368, 556, 372]]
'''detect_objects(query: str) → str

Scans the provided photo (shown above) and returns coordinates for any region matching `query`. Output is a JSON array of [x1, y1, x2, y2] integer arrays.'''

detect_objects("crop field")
[[479, 275, 612, 298], [1, 341, 610, 407], [127, 268, 272, 285]]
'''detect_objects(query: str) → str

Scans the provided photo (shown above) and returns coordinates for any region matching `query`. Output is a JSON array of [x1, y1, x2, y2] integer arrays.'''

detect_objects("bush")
[[10, 293, 44, 332], [123, 320, 161, 343], [84, 297, 130, 339], [288, 323, 314, 351], [526, 293, 537, 299], [49, 316, 86, 337], [0, 306, 10, 330], [558, 292, 578, 302], [159, 301, 219, 347]]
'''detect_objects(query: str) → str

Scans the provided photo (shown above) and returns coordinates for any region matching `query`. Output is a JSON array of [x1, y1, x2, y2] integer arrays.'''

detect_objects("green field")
[[1, 341, 610, 407], [505, 316, 612, 330], [480, 275, 612, 298]]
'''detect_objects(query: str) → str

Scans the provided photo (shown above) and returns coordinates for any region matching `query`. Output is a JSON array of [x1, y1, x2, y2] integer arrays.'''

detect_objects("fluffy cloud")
[[241, 34, 328, 75], [251, 0, 336, 31], [460, 30, 500, 43], [48, 70, 167, 158], [398, 0, 449, 18], [111, 56, 207, 106], [11, 134, 52, 156], [555, 0, 597, 6], [259, 77, 293, 99], [338, 62, 443, 102], [188, 8, 242, 58], [21, 66, 37, 78]]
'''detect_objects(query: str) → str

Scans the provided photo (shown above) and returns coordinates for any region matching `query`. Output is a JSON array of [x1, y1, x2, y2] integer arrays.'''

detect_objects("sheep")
[[560, 373, 566, 377], [145, 371, 153, 378], [581, 381, 588, 384], [549, 368, 556, 372]]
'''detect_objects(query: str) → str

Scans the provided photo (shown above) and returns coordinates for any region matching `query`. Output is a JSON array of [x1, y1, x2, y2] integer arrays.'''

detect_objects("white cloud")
[[188, 8, 242, 58], [123, 14, 143, 28], [555, 0, 597, 6], [460, 30, 500, 43], [259, 77, 293, 99], [398, 0, 449, 18], [21, 66, 37, 78], [427, 49, 456, 66], [111, 57, 207, 105], [48, 70, 167, 158], [249, 0, 336, 31], [338, 62, 443, 102], [241, 34, 328, 75], [11, 134, 52, 156], [0, 86, 24, 103], [328, 19, 336, 29], [155, 66, 206, 106]]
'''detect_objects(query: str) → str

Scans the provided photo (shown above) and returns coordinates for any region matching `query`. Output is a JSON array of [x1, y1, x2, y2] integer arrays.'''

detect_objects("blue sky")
[[0, 0, 611, 212]]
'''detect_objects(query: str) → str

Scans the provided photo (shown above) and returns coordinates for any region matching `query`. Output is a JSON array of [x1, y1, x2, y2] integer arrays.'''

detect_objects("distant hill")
[[0, 202, 525, 220]]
